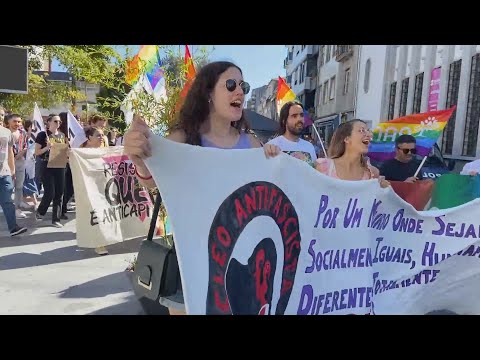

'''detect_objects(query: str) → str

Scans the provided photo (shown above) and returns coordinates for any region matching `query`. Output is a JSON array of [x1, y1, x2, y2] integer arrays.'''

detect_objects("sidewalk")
[[0, 208, 145, 315]]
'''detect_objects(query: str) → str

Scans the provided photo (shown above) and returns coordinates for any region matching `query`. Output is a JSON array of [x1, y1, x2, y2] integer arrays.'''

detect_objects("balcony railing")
[[336, 45, 353, 61]]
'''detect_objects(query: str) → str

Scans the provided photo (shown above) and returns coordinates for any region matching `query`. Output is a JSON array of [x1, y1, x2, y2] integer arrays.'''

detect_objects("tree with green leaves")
[[96, 45, 211, 136], [0, 45, 122, 116]]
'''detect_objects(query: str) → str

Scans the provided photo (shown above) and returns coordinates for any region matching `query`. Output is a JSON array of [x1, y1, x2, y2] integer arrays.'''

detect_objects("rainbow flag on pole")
[[368, 107, 456, 162], [276, 77, 313, 126], [179, 45, 196, 99], [126, 45, 164, 91], [175, 45, 197, 112]]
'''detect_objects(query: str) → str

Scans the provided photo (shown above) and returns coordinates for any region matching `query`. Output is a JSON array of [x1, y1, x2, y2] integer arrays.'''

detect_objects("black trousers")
[[37, 164, 66, 222], [62, 163, 74, 214]]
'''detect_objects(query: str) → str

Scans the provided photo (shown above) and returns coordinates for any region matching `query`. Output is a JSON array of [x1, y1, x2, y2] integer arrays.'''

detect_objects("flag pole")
[[311, 124, 328, 158], [413, 155, 428, 178]]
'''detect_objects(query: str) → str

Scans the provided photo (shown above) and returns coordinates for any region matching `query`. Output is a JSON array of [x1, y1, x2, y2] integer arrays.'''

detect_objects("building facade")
[[357, 45, 480, 162], [313, 45, 359, 148], [33, 71, 101, 118], [284, 45, 318, 115]]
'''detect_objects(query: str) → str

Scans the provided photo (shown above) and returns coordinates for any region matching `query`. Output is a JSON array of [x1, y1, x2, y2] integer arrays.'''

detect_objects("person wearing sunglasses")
[[379, 134, 424, 182], [124, 61, 282, 315], [34, 114, 68, 228]]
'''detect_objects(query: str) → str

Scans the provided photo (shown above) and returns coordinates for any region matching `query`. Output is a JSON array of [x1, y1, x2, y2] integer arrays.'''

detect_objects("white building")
[[314, 45, 359, 147], [33, 71, 101, 118], [284, 45, 318, 114], [356, 45, 480, 162]]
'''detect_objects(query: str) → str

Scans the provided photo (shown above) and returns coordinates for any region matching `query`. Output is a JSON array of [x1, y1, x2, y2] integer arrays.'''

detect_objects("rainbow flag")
[[125, 45, 164, 91], [429, 174, 480, 210], [175, 45, 197, 112], [179, 45, 196, 99], [368, 107, 456, 162], [277, 76, 296, 110], [276, 77, 313, 127]]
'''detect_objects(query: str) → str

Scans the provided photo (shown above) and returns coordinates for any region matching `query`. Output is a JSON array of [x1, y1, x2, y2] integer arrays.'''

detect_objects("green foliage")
[[0, 45, 211, 135], [95, 45, 211, 136], [0, 45, 121, 116]]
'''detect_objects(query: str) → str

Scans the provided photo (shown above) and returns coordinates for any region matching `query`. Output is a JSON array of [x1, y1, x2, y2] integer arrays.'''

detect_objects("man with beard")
[[267, 101, 317, 167]]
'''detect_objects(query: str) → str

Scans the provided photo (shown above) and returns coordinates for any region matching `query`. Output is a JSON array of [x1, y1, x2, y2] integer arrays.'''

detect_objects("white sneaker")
[[15, 209, 26, 219], [95, 246, 109, 256]]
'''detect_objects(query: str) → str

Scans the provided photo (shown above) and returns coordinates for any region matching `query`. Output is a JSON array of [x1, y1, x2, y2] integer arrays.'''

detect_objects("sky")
[[52, 45, 286, 100]]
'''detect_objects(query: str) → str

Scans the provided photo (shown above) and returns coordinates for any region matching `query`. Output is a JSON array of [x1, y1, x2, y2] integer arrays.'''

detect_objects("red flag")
[[390, 180, 435, 211]]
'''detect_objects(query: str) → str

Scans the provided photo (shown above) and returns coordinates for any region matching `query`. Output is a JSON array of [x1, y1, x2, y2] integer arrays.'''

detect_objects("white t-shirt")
[[461, 159, 480, 175], [267, 135, 317, 167], [0, 126, 13, 176]]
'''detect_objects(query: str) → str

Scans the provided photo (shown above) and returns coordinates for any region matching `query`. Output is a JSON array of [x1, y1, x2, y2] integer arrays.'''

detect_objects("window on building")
[[442, 59, 462, 155], [388, 82, 397, 120], [302, 45, 306, 51], [323, 80, 329, 104], [332, 45, 337, 58], [412, 72, 424, 114], [294, 68, 298, 85], [286, 75, 292, 86], [300, 63, 305, 83], [319, 45, 325, 67], [399, 78, 409, 117], [329, 76, 336, 100], [463, 53, 480, 157], [317, 85, 322, 109], [326, 46, 331, 62], [344, 68, 351, 94], [364, 58, 371, 93]]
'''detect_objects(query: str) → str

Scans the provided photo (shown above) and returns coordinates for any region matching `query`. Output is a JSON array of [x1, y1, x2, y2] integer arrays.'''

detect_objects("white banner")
[[70, 146, 153, 248], [145, 135, 480, 315], [67, 110, 87, 148]]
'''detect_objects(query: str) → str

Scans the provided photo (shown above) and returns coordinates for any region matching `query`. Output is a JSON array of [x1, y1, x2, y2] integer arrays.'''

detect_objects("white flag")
[[67, 110, 87, 148], [32, 102, 46, 137], [120, 79, 144, 126]]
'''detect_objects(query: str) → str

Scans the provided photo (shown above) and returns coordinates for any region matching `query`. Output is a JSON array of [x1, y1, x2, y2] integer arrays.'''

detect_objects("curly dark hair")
[[171, 61, 251, 145]]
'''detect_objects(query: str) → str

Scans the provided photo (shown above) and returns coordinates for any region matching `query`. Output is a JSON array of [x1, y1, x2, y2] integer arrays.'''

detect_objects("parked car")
[[369, 144, 455, 180]]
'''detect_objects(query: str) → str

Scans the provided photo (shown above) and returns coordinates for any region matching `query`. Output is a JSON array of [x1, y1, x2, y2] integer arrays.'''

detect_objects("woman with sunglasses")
[[316, 119, 389, 187], [34, 114, 68, 228], [379, 134, 423, 183], [124, 61, 281, 315]]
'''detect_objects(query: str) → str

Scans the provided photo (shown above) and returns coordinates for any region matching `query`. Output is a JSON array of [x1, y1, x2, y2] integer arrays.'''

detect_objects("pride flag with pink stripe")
[[368, 107, 456, 162]]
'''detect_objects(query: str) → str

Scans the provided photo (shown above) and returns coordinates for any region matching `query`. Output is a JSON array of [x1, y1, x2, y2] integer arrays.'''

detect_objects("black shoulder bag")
[[132, 193, 180, 300]]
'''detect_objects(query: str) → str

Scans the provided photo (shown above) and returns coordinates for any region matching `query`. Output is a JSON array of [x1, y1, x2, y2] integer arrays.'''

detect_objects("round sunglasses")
[[225, 79, 250, 95]]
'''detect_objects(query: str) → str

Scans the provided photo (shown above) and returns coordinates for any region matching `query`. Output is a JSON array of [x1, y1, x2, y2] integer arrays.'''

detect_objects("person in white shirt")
[[266, 101, 317, 167], [461, 159, 480, 176]]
